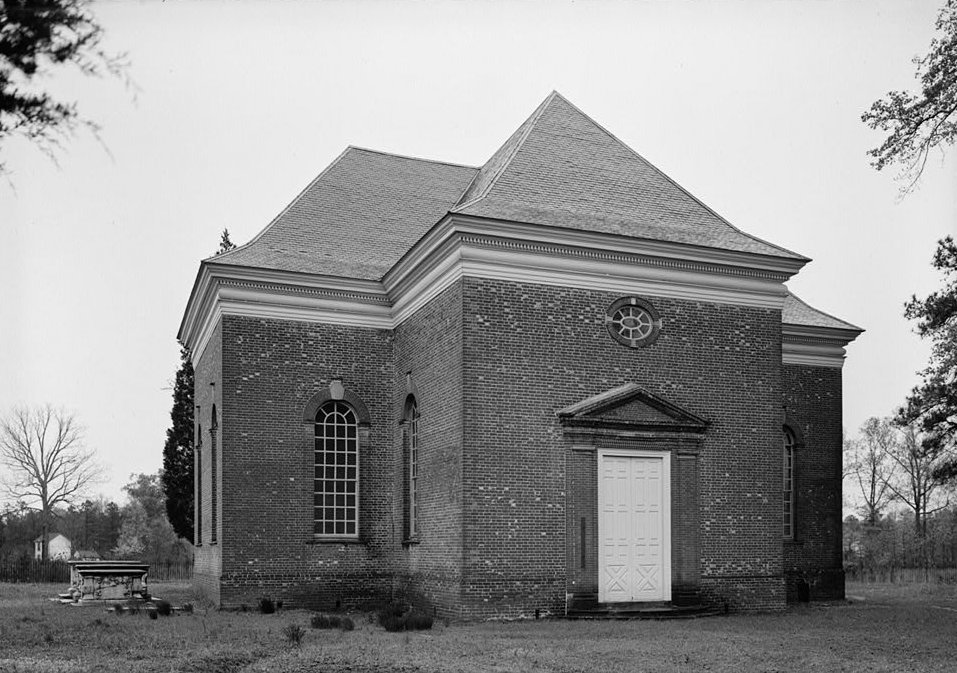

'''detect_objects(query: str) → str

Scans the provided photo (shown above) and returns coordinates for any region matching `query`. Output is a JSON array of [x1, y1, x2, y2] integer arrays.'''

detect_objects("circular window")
[[606, 297, 661, 348]]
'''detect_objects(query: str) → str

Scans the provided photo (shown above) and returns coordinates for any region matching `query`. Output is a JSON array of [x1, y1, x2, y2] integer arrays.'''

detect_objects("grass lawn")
[[0, 581, 954, 672]]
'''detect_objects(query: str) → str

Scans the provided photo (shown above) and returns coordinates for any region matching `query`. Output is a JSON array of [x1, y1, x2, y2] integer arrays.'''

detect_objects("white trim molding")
[[781, 324, 863, 369], [179, 215, 814, 365]]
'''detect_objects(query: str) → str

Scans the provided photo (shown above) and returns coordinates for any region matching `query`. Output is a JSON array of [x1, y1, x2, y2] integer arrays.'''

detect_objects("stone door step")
[[565, 603, 721, 620]]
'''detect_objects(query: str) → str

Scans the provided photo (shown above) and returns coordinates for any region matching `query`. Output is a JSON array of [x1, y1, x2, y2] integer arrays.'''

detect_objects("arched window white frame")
[[783, 427, 796, 540], [210, 406, 218, 544], [196, 422, 203, 546], [407, 398, 420, 538], [314, 401, 359, 537]]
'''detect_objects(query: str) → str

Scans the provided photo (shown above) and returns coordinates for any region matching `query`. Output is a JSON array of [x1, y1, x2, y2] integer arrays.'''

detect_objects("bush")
[[259, 597, 275, 614], [182, 603, 194, 614], [377, 604, 433, 632], [282, 623, 305, 647], [311, 613, 335, 629], [310, 613, 354, 630], [155, 600, 172, 616]]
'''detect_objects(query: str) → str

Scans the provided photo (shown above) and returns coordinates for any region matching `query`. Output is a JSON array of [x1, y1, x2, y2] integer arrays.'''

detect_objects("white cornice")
[[178, 264, 390, 365], [179, 219, 816, 365], [384, 215, 805, 290], [781, 323, 862, 369], [781, 342, 848, 369]]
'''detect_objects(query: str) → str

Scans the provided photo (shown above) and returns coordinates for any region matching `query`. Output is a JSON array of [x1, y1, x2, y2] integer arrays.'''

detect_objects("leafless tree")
[[0, 405, 99, 559], [886, 424, 951, 541], [847, 417, 899, 526]]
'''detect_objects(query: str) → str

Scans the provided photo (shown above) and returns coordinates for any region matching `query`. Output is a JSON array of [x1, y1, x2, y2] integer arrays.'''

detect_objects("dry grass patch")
[[1, 582, 955, 672]]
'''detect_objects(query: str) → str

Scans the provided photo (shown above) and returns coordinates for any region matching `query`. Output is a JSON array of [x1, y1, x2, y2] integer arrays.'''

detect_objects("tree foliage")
[[884, 425, 950, 537], [862, 0, 957, 192], [0, 0, 125, 174], [897, 236, 957, 481], [216, 228, 236, 255], [161, 347, 194, 541], [115, 472, 191, 564], [161, 231, 238, 540], [846, 417, 899, 526], [0, 405, 99, 559]]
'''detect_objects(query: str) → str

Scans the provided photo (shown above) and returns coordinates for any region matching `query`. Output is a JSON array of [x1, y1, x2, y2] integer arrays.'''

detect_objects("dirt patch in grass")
[[1, 581, 955, 672]]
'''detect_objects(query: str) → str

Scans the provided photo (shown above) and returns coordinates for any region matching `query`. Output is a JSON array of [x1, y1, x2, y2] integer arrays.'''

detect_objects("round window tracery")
[[605, 297, 661, 348]]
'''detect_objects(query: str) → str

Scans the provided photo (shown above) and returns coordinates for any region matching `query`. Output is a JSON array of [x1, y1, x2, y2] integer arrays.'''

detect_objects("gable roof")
[[34, 533, 69, 544], [782, 291, 862, 332], [210, 92, 806, 281], [557, 383, 709, 433], [212, 148, 477, 280], [454, 92, 806, 261]]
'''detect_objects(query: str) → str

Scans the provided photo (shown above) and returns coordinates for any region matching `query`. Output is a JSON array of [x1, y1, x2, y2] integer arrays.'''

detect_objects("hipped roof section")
[[453, 92, 805, 261], [210, 91, 807, 281], [782, 291, 863, 332], [211, 148, 478, 280]]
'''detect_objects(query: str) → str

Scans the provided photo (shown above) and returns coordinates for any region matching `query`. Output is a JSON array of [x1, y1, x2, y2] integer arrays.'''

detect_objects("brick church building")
[[178, 92, 861, 617]]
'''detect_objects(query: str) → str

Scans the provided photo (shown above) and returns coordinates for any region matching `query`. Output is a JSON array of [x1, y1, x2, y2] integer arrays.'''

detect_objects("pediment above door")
[[557, 383, 709, 434]]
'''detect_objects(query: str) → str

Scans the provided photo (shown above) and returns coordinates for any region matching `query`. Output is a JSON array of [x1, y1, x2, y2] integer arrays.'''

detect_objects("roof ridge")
[[206, 146, 355, 263], [453, 91, 559, 212], [346, 145, 478, 170], [785, 290, 863, 332], [553, 94, 811, 263]]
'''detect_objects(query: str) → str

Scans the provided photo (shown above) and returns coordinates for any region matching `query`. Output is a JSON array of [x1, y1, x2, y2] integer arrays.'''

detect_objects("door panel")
[[598, 453, 670, 602]]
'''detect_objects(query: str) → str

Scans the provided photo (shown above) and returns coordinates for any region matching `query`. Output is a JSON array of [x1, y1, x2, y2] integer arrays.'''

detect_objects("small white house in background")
[[34, 533, 71, 560]]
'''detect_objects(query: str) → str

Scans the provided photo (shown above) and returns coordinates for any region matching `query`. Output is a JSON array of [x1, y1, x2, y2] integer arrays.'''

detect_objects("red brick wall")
[[459, 277, 787, 616], [393, 282, 466, 618], [782, 364, 845, 601], [191, 276, 845, 616], [193, 320, 223, 605], [215, 313, 396, 610]]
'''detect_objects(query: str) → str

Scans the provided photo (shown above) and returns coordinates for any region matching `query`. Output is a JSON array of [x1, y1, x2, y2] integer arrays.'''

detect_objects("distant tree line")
[[844, 416, 955, 575], [0, 471, 191, 568], [844, 509, 957, 576]]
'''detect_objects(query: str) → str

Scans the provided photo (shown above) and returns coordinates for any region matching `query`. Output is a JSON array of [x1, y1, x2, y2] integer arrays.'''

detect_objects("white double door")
[[598, 450, 671, 603]]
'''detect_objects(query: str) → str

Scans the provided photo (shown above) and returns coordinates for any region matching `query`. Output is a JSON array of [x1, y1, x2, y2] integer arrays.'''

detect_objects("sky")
[[1, 0, 955, 505]]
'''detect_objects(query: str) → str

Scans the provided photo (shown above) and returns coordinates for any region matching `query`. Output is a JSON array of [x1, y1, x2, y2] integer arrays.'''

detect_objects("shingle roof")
[[212, 148, 478, 279], [782, 292, 862, 331], [214, 92, 807, 280], [454, 92, 807, 260]]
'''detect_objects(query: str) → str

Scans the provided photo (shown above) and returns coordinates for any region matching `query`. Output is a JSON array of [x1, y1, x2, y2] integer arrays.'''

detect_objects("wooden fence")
[[0, 558, 71, 583], [147, 561, 194, 581], [0, 558, 193, 584], [845, 566, 957, 584]]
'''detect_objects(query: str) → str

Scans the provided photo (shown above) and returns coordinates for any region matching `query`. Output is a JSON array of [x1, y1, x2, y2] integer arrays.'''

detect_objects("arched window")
[[405, 397, 420, 539], [210, 406, 218, 544], [783, 427, 795, 540], [196, 422, 203, 546], [314, 401, 358, 537]]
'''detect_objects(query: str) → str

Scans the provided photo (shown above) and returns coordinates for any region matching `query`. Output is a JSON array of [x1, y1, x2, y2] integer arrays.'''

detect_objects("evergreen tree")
[[161, 347, 194, 540], [161, 232, 236, 541], [897, 237, 957, 481], [217, 228, 236, 255], [0, 0, 126, 175]]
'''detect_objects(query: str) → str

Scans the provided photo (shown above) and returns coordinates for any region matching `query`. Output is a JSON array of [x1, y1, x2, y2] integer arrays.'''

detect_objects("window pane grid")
[[314, 401, 358, 536], [409, 401, 419, 537], [783, 429, 795, 540]]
